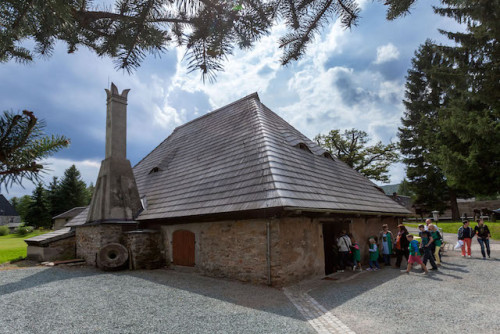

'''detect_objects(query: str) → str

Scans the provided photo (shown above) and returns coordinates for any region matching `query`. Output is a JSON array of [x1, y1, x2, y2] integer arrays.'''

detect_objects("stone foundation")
[[124, 230, 165, 269], [75, 224, 136, 266], [26, 236, 76, 262]]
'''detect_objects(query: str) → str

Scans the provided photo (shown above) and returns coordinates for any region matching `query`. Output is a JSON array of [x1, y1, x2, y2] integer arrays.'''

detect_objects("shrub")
[[0, 225, 9, 236], [17, 226, 34, 236]]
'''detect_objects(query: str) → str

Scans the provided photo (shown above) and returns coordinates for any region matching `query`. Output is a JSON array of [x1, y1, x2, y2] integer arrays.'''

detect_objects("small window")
[[295, 142, 312, 153]]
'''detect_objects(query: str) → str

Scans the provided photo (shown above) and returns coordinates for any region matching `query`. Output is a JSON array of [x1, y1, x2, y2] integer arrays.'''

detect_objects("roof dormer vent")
[[295, 142, 312, 153]]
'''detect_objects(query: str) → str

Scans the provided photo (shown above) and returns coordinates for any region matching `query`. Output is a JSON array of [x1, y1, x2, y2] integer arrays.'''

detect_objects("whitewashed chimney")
[[87, 83, 142, 223]]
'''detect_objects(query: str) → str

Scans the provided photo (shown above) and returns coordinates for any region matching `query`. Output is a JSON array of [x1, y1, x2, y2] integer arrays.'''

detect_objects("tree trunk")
[[449, 189, 460, 221]]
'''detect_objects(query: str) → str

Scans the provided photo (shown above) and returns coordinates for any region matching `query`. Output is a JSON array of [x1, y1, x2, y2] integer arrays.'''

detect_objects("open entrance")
[[322, 220, 351, 275], [172, 230, 195, 267]]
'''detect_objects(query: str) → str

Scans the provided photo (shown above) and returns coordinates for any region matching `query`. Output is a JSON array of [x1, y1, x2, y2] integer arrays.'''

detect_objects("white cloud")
[[373, 43, 400, 64]]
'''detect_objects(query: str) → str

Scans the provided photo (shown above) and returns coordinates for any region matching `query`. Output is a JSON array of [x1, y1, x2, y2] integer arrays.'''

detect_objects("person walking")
[[474, 218, 491, 259], [394, 224, 409, 269], [429, 224, 443, 265], [458, 220, 474, 258], [418, 224, 438, 270], [337, 230, 352, 272], [351, 236, 362, 271], [405, 234, 429, 275], [378, 224, 394, 266]]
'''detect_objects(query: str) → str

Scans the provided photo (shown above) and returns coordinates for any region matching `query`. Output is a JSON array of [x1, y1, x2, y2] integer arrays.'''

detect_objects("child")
[[367, 237, 380, 271], [406, 234, 429, 274], [351, 237, 362, 271]]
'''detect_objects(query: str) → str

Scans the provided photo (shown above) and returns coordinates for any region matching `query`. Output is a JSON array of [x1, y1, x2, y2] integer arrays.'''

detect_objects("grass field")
[[404, 221, 500, 240], [0, 230, 51, 264]]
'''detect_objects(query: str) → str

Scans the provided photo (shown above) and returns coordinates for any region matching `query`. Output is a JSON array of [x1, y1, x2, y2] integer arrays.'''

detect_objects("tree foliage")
[[25, 182, 52, 228], [0, 110, 69, 189], [0, 0, 417, 80], [315, 128, 399, 183], [9, 194, 32, 222], [52, 165, 88, 216], [399, 0, 499, 212]]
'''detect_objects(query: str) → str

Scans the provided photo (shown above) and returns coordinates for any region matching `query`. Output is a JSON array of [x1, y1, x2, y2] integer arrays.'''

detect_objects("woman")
[[394, 224, 409, 269], [378, 224, 394, 266]]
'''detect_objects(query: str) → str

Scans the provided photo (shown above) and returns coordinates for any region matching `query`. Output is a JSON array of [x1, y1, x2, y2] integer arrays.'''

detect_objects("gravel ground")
[[307, 249, 500, 334], [0, 267, 314, 334]]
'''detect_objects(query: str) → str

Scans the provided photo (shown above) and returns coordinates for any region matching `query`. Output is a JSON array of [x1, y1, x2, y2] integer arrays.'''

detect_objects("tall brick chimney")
[[86, 83, 142, 223]]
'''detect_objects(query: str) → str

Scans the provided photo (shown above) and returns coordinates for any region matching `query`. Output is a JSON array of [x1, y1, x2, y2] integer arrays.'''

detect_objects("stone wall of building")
[[0, 215, 21, 225], [124, 230, 165, 269], [53, 218, 69, 230], [162, 219, 272, 285], [27, 236, 76, 262], [76, 224, 127, 266], [271, 217, 324, 286]]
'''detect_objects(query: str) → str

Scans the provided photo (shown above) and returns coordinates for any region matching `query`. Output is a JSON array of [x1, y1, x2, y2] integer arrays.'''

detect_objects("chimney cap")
[[105, 82, 130, 100]]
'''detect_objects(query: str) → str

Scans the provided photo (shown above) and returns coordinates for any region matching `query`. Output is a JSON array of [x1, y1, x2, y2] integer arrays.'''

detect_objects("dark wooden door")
[[173, 230, 195, 266]]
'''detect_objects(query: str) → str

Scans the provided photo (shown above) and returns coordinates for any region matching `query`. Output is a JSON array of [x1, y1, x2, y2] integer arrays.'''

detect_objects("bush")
[[0, 225, 9, 236], [16, 226, 34, 236]]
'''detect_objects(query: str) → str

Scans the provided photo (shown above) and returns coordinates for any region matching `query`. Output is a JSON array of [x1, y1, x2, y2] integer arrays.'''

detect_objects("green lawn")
[[0, 230, 51, 264], [404, 221, 500, 240]]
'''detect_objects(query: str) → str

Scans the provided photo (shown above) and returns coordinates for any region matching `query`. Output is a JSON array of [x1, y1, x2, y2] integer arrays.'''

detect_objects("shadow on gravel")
[[118, 269, 305, 320], [0, 267, 99, 297]]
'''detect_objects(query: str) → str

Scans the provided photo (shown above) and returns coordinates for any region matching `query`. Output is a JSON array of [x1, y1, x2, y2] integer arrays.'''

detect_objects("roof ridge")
[[133, 92, 260, 169], [252, 99, 285, 208]]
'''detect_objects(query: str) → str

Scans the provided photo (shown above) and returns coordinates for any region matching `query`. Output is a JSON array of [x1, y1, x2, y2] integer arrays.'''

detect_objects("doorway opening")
[[322, 220, 351, 275]]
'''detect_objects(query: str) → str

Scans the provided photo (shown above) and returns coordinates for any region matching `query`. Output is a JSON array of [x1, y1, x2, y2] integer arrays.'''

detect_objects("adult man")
[[474, 219, 491, 259], [337, 230, 352, 272], [429, 224, 442, 265], [418, 224, 438, 270], [424, 218, 433, 231], [378, 224, 394, 266], [458, 220, 474, 258]]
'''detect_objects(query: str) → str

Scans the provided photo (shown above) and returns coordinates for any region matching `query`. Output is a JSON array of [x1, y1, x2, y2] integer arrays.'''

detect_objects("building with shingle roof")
[[127, 93, 409, 285], [27, 88, 410, 286], [52, 207, 87, 230], [0, 194, 21, 228]]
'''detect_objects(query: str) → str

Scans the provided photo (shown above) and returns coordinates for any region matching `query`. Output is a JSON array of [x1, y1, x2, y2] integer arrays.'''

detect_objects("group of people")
[[334, 217, 493, 275], [458, 218, 491, 259], [334, 219, 443, 274]]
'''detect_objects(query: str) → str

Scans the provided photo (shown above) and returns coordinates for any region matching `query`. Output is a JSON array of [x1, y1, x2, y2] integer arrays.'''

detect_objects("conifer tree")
[[55, 165, 88, 215], [25, 183, 52, 228], [399, 41, 467, 219], [0, 110, 69, 189], [430, 0, 500, 195]]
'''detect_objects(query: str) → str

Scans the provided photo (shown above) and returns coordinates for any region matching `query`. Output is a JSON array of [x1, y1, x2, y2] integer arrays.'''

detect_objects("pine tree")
[[86, 182, 95, 205], [0, 110, 69, 189], [47, 176, 62, 217], [398, 41, 465, 219], [431, 0, 500, 195], [315, 128, 399, 183], [55, 165, 88, 215], [25, 183, 52, 228]]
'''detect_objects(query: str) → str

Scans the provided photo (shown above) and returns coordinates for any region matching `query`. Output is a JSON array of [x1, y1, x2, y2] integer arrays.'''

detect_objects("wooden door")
[[172, 230, 195, 266]]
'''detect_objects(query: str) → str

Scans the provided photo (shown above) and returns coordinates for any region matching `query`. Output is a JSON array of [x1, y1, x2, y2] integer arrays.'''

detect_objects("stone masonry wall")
[[162, 219, 271, 285], [271, 217, 324, 286], [26, 236, 76, 262], [124, 231, 165, 269], [76, 225, 125, 266]]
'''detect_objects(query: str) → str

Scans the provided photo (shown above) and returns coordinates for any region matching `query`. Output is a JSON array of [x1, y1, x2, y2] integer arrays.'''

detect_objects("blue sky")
[[0, 0, 460, 199]]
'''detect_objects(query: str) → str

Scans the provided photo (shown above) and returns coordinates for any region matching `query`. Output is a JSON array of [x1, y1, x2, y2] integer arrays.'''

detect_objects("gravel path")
[[306, 249, 500, 334], [1, 247, 499, 333], [0, 268, 314, 334]]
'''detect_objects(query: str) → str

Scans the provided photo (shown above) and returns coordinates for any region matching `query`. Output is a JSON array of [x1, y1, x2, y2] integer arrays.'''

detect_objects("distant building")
[[0, 194, 21, 232], [52, 207, 87, 230]]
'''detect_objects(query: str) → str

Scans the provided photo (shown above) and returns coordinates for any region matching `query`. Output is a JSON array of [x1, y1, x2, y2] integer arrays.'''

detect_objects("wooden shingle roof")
[[133, 93, 410, 220], [53, 207, 87, 220]]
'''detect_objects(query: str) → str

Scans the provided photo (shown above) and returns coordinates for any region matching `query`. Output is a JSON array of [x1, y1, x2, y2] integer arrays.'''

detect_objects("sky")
[[0, 0, 461, 200]]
